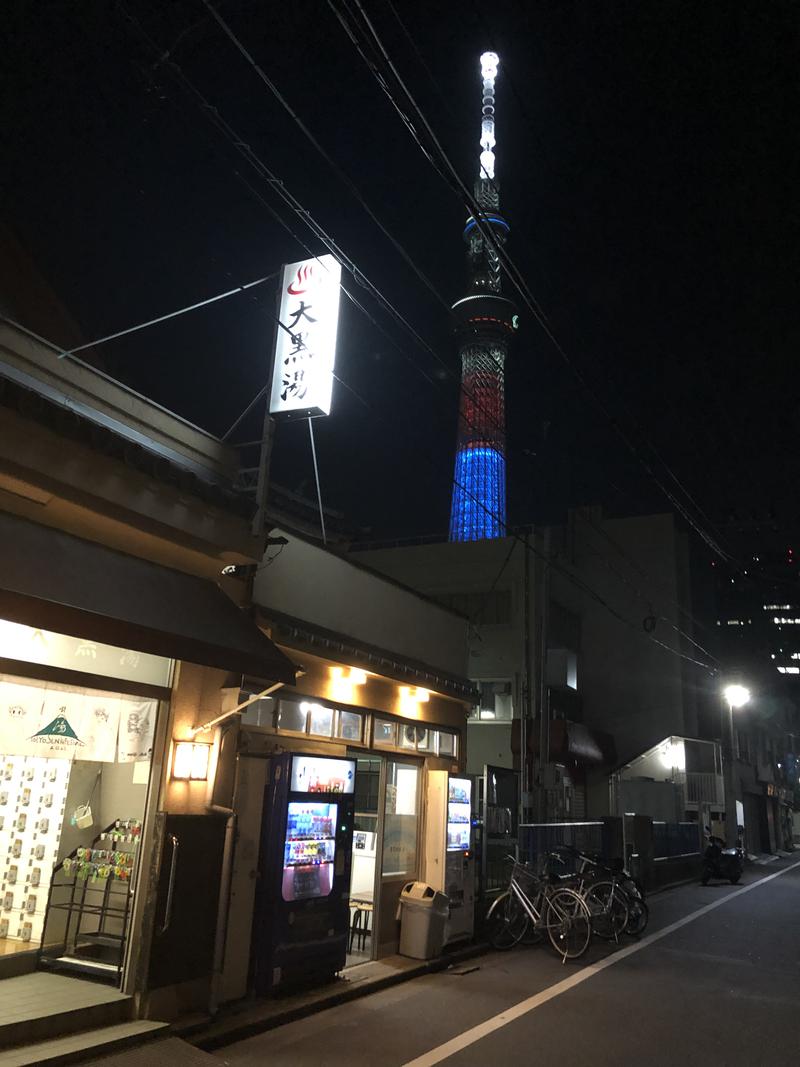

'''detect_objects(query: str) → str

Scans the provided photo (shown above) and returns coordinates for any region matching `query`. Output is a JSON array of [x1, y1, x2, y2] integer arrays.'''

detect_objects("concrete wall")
[[257, 530, 474, 681], [553, 511, 691, 764], [466, 724, 514, 776], [351, 537, 530, 691]]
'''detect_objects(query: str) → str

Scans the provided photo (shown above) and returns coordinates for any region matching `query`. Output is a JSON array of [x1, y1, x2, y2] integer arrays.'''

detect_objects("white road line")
[[402, 860, 800, 1067]]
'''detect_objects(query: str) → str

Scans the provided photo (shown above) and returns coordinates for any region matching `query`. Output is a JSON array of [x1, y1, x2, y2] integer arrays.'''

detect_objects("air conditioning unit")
[[404, 724, 428, 748]]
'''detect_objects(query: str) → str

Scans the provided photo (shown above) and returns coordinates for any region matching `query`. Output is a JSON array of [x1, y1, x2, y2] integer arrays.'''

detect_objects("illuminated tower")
[[448, 52, 518, 542]]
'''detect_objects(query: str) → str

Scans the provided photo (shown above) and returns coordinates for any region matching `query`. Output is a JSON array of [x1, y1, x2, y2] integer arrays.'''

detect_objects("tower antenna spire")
[[478, 51, 499, 183]]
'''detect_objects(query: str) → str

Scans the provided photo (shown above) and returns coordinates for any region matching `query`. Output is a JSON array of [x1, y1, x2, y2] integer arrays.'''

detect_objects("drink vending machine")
[[252, 753, 356, 993], [423, 771, 475, 944], [444, 775, 475, 943]]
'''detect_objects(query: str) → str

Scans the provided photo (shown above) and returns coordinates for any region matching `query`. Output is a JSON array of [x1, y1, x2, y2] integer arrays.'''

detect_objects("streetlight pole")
[[722, 684, 750, 847]]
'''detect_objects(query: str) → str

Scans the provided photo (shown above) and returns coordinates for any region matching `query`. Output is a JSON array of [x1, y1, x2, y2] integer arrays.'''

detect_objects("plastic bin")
[[396, 881, 449, 960]]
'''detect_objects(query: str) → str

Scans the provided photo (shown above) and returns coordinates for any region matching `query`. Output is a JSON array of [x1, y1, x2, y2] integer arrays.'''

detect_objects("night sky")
[[4, 2, 799, 542]]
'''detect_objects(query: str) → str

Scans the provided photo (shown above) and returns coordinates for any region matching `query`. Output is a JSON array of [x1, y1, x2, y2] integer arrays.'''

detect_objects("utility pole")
[[537, 527, 551, 822], [521, 528, 532, 826]]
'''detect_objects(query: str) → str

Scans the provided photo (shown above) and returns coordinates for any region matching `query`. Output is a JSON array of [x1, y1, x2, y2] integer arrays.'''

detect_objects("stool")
[[349, 902, 372, 952]]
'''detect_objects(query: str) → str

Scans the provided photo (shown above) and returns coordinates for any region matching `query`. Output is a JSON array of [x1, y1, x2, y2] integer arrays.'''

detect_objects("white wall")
[[352, 537, 529, 689], [255, 530, 473, 680], [466, 724, 514, 776]]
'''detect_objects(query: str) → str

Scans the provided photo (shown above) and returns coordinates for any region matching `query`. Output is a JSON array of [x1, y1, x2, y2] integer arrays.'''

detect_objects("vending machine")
[[423, 771, 475, 945], [252, 753, 356, 993]]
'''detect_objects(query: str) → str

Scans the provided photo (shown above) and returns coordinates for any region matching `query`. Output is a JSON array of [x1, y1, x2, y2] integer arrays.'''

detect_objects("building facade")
[[0, 320, 295, 1031]]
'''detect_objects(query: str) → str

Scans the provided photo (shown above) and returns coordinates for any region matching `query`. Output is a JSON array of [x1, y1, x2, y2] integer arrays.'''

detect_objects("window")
[[276, 699, 364, 743], [382, 761, 419, 878], [277, 701, 308, 734], [337, 710, 363, 742], [373, 718, 397, 747], [438, 731, 456, 758], [469, 680, 513, 721], [307, 703, 334, 737]]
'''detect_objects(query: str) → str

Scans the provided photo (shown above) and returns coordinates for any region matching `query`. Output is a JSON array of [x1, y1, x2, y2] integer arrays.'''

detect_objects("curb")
[[182, 943, 489, 1053]]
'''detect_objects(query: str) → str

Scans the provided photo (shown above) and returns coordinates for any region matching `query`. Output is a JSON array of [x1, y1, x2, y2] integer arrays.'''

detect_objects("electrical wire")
[[201, 0, 450, 316], [331, 0, 734, 565], [115, 4, 725, 661], [56, 273, 278, 359]]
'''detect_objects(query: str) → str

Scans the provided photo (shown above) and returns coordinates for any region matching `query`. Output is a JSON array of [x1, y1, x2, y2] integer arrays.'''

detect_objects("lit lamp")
[[722, 683, 750, 846], [172, 741, 212, 781], [399, 686, 430, 717], [330, 666, 368, 704]]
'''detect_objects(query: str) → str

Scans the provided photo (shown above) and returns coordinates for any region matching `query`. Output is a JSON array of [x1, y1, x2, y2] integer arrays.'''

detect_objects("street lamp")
[[722, 684, 750, 846]]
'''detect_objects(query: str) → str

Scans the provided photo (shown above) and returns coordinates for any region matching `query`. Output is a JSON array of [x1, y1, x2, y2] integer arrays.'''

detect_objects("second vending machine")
[[252, 753, 356, 993]]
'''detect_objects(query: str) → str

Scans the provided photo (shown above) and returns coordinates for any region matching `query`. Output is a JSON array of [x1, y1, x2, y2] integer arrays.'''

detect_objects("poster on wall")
[[116, 699, 157, 763]]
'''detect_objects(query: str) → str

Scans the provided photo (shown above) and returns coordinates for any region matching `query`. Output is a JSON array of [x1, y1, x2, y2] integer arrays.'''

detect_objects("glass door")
[[346, 757, 381, 967], [375, 759, 420, 956]]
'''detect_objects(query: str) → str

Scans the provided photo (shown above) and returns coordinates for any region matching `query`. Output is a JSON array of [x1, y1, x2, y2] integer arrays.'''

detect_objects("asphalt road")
[[214, 857, 800, 1067]]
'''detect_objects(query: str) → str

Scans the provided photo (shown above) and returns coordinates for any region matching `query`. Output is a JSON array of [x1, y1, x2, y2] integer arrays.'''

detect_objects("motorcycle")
[[701, 837, 743, 885]]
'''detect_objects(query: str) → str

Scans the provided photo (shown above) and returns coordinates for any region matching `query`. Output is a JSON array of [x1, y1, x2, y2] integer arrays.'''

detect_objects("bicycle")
[[560, 846, 649, 939], [485, 855, 593, 961]]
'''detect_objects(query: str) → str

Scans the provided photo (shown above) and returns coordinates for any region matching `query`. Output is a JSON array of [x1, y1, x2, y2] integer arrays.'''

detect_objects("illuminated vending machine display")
[[253, 753, 355, 993], [444, 776, 475, 943], [447, 777, 472, 851]]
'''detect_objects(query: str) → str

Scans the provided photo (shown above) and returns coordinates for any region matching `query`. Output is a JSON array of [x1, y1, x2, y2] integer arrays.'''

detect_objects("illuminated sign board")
[[269, 254, 342, 419], [290, 754, 355, 794]]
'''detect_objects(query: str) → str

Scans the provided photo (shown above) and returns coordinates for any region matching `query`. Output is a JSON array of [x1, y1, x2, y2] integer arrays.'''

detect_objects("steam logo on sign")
[[29, 707, 85, 752], [287, 263, 315, 295]]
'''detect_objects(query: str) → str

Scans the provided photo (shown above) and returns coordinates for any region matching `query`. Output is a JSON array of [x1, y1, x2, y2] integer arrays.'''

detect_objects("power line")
[[120, 2, 554, 467], [116, 4, 717, 656], [331, 0, 735, 565], [201, 0, 451, 317], [55, 273, 278, 359]]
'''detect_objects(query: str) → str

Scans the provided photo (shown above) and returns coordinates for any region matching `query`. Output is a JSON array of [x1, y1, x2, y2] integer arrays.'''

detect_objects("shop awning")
[[0, 513, 297, 683]]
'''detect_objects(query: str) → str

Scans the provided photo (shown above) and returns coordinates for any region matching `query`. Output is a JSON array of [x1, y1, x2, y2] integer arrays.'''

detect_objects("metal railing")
[[652, 821, 701, 860], [518, 821, 604, 872], [684, 772, 724, 806]]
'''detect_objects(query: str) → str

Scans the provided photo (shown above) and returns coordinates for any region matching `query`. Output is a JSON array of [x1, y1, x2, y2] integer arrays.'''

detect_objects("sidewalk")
[[176, 943, 486, 1053]]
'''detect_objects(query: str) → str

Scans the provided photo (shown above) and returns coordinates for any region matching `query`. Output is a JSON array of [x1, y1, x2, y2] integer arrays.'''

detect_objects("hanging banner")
[[269, 254, 342, 420], [116, 699, 157, 763], [0, 679, 139, 762]]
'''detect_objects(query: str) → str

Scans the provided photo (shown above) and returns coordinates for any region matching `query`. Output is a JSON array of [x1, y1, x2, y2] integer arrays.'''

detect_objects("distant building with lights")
[[448, 53, 518, 542]]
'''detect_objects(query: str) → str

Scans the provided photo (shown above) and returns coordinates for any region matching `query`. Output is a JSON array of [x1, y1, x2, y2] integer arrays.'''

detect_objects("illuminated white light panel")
[[478, 51, 499, 180]]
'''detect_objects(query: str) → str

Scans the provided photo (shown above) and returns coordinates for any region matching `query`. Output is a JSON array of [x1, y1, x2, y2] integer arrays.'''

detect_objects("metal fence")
[[652, 821, 701, 860], [518, 821, 605, 873]]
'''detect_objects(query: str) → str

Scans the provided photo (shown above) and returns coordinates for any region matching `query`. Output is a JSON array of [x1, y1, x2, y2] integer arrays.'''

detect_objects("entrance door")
[[346, 757, 380, 966], [146, 813, 228, 989], [375, 759, 420, 956]]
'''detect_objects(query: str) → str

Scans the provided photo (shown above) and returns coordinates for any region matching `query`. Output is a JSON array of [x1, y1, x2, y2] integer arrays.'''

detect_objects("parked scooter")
[[701, 830, 743, 885]]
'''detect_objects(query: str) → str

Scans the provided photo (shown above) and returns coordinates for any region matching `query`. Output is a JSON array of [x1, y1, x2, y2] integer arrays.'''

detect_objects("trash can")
[[397, 882, 449, 960]]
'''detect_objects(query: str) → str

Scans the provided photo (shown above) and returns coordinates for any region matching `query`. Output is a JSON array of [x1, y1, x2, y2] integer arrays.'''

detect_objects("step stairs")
[[0, 972, 168, 1065], [0, 1020, 167, 1066]]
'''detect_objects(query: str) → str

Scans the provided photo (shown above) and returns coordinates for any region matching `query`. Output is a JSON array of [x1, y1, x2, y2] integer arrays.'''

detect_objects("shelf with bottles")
[[284, 837, 336, 868], [285, 803, 337, 842]]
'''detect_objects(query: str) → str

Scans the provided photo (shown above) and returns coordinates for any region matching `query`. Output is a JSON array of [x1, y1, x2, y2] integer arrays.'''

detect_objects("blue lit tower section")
[[449, 52, 518, 542]]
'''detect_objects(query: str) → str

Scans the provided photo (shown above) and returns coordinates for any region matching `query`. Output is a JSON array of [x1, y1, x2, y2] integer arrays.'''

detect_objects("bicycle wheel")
[[625, 895, 649, 937], [544, 888, 592, 960], [486, 891, 528, 950], [584, 880, 629, 941]]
